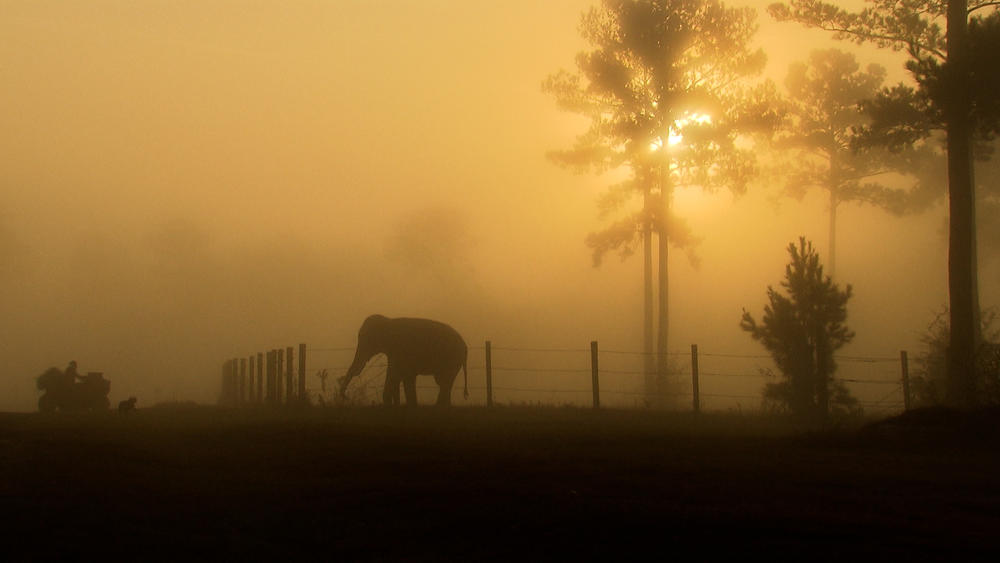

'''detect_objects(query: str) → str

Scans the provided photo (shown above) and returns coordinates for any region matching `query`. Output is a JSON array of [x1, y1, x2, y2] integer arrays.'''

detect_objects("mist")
[[2, 0, 996, 412]]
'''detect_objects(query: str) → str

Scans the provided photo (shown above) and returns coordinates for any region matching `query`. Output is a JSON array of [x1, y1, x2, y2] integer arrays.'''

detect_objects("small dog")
[[118, 397, 137, 414]]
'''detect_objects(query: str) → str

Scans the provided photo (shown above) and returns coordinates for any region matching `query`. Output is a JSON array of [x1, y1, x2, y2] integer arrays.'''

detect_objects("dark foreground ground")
[[2, 406, 999, 561]]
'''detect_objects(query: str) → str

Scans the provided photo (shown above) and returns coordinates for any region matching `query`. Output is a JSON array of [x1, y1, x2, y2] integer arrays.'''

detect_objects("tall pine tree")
[[774, 49, 934, 278], [545, 0, 776, 403]]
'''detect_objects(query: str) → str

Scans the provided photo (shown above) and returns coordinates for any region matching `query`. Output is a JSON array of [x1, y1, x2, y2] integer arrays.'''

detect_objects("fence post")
[[900, 350, 911, 411], [266, 350, 275, 405], [591, 341, 600, 409], [276, 348, 285, 404], [220, 360, 231, 406], [299, 343, 307, 403], [239, 357, 247, 406], [485, 340, 493, 407], [248, 355, 256, 403], [225, 359, 232, 406], [263, 351, 269, 404], [691, 344, 700, 414], [229, 359, 237, 405], [285, 346, 294, 405], [257, 352, 264, 404]]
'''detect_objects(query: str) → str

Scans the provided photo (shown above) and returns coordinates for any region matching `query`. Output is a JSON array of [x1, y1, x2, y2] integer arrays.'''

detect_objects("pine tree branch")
[[839, 168, 896, 182], [814, 24, 947, 59], [768, 2, 947, 60], [970, 2, 1000, 15]]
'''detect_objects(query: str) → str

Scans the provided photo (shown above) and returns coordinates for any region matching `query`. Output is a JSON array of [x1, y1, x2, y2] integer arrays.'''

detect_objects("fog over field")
[[2, 0, 996, 412]]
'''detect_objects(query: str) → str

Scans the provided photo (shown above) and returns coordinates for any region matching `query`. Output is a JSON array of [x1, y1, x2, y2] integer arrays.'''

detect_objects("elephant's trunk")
[[339, 348, 371, 398]]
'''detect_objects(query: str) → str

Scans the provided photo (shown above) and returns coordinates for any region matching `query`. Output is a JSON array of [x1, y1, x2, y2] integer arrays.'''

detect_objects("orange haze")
[[1, 1, 992, 411]]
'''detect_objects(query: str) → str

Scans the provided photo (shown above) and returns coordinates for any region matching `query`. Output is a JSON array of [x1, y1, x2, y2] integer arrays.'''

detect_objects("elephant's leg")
[[434, 370, 457, 407], [382, 363, 401, 406], [402, 373, 418, 407]]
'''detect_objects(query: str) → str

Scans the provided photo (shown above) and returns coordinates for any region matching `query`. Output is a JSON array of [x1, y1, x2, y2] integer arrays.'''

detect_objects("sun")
[[669, 113, 712, 146], [649, 113, 712, 152]]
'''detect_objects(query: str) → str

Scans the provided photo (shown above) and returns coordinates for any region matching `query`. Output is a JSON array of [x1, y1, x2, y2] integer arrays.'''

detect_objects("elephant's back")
[[389, 317, 467, 355]]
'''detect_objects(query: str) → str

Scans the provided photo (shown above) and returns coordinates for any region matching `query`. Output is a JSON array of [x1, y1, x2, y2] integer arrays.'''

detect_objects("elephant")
[[338, 314, 468, 406]]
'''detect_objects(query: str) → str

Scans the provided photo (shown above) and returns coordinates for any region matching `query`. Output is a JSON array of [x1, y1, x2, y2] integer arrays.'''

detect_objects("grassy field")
[[2, 405, 999, 560]]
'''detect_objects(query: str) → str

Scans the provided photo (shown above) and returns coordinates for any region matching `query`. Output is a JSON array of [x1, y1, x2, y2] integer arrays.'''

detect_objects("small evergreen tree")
[[740, 238, 857, 423]]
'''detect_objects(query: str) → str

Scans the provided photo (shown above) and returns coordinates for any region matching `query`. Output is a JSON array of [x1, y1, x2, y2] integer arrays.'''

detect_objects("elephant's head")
[[339, 314, 390, 398]]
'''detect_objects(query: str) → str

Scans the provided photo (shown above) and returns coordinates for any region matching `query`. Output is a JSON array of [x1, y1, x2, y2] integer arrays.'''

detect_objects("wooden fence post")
[[228, 358, 234, 405], [266, 350, 276, 405], [248, 355, 256, 403], [900, 350, 911, 411], [691, 344, 700, 414], [276, 348, 285, 404], [230, 359, 237, 405], [485, 340, 493, 407], [591, 341, 600, 409], [220, 360, 231, 406], [229, 358, 237, 405], [271, 349, 279, 405], [257, 352, 264, 404], [263, 351, 269, 404], [239, 357, 247, 406], [298, 343, 307, 403], [285, 346, 294, 404]]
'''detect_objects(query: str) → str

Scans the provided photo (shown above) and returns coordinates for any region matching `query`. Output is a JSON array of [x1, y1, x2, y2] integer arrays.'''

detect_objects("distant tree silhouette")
[[741, 238, 857, 423], [544, 0, 778, 403], [36, 364, 111, 412], [768, 0, 1000, 408], [773, 48, 937, 278]]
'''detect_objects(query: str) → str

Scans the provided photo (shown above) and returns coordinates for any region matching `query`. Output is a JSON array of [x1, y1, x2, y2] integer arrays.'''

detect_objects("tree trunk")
[[815, 330, 829, 426], [657, 215, 669, 387], [643, 189, 655, 402], [945, 0, 981, 407], [828, 152, 839, 280], [656, 164, 671, 398], [829, 191, 837, 280]]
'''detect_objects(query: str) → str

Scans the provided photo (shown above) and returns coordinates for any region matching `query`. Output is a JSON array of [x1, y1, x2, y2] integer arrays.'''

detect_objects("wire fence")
[[294, 342, 910, 416]]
